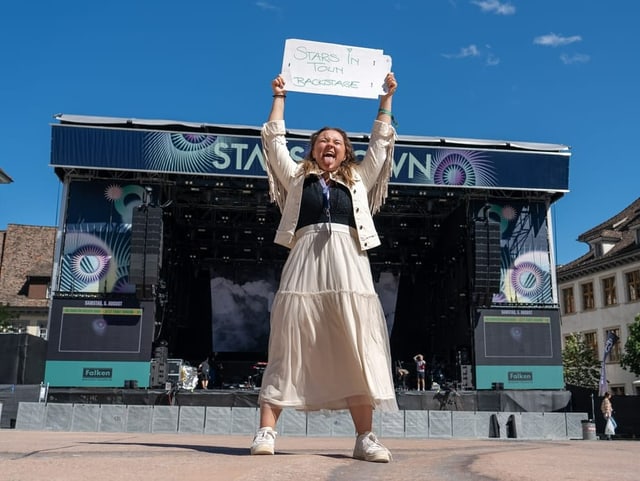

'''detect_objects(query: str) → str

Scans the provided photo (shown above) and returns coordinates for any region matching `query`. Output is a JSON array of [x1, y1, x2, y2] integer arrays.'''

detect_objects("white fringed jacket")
[[261, 119, 396, 252]]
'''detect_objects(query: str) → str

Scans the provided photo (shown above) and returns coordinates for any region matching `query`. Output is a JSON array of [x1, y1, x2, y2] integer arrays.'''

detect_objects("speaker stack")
[[130, 206, 163, 298], [472, 220, 501, 307]]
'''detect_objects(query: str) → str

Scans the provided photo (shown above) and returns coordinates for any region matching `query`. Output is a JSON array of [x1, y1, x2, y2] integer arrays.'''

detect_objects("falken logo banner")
[[83, 367, 113, 379], [508, 371, 533, 382]]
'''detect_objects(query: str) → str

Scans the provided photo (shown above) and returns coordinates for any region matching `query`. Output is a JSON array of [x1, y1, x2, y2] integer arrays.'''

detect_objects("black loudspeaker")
[[473, 220, 501, 305], [130, 206, 163, 287]]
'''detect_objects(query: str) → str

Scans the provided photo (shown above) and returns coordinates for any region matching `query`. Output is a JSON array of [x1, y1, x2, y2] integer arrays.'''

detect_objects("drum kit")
[[248, 361, 267, 389]]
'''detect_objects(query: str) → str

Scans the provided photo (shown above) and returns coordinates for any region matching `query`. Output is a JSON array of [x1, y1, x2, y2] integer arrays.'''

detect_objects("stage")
[[44, 386, 573, 413]]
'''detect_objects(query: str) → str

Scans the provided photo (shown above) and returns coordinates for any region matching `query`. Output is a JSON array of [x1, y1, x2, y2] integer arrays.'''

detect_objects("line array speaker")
[[473, 220, 501, 300], [130, 206, 163, 287]]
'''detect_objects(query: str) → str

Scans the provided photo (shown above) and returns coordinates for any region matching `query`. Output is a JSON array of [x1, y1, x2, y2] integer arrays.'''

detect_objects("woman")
[[413, 353, 426, 391], [251, 72, 399, 463], [601, 391, 615, 440]]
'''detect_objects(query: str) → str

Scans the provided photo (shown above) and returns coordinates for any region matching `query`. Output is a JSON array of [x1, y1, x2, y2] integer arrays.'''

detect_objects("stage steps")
[[13, 402, 589, 440]]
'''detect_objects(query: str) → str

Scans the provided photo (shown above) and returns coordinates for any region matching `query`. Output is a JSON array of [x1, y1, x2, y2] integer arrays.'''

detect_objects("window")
[[581, 282, 595, 310], [583, 331, 599, 358], [626, 270, 640, 302], [604, 327, 621, 362], [610, 385, 625, 396], [602, 276, 617, 306], [562, 287, 575, 314]]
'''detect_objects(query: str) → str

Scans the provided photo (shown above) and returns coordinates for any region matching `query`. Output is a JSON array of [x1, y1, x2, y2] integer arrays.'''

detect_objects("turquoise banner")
[[475, 365, 565, 390], [45, 360, 150, 388]]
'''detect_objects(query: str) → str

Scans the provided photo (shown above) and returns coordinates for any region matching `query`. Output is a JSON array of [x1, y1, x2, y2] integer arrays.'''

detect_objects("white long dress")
[[258, 121, 398, 412]]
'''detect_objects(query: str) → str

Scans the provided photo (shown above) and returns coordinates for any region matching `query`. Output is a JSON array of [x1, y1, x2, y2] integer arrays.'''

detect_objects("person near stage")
[[251, 72, 399, 463], [413, 354, 426, 391], [197, 356, 210, 390], [395, 360, 409, 391], [601, 391, 615, 440]]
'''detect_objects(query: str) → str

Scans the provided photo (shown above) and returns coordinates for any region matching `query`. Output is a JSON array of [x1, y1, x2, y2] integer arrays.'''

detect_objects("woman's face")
[[312, 129, 346, 173]]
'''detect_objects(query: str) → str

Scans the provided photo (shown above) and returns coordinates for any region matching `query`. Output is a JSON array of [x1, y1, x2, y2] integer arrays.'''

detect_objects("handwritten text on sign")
[[281, 39, 392, 99]]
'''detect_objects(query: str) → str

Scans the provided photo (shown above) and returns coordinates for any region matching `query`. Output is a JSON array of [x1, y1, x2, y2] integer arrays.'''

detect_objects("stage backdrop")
[[58, 179, 160, 295], [472, 199, 554, 306], [209, 267, 399, 353]]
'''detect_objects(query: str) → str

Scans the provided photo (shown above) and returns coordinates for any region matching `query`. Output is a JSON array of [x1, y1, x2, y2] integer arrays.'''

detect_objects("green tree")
[[562, 332, 600, 389], [620, 313, 640, 376], [0, 302, 14, 332]]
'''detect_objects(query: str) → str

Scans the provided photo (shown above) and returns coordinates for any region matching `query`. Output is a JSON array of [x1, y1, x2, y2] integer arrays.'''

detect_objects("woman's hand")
[[268, 74, 287, 121], [272, 75, 287, 96], [377, 72, 397, 125], [381, 72, 398, 99]]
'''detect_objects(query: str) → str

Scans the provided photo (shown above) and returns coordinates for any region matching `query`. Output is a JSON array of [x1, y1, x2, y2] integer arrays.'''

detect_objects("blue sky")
[[0, 0, 638, 266]]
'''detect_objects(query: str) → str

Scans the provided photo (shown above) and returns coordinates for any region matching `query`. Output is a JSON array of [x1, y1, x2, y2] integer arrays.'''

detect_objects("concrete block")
[[45, 403, 73, 431], [278, 409, 307, 436], [452, 411, 494, 438], [99, 404, 126, 432], [15, 402, 45, 431], [543, 412, 567, 439], [307, 410, 355, 437], [495, 412, 522, 439], [519, 412, 544, 439], [152, 406, 179, 433], [306, 411, 333, 437], [380, 410, 405, 438], [71, 404, 100, 432], [405, 410, 429, 438], [204, 406, 233, 435], [330, 410, 355, 437], [429, 410, 452, 438], [231, 407, 258, 435], [178, 406, 205, 434], [566, 412, 588, 440], [126, 405, 152, 433]]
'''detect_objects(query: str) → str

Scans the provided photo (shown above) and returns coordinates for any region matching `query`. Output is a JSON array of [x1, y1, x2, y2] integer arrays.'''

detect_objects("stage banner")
[[58, 180, 160, 294], [598, 331, 620, 395], [51, 125, 570, 192], [471, 199, 554, 305]]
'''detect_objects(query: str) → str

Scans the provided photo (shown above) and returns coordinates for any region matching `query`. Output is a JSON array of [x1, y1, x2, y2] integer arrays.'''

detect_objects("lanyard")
[[319, 176, 332, 234]]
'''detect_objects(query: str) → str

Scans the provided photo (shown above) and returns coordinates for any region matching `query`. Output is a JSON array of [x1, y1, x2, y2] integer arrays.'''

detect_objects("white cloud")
[[534, 33, 582, 47], [442, 44, 499, 66], [560, 53, 590, 65], [255, 1, 279, 11], [486, 54, 501, 66], [443, 44, 480, 59], [471, 0, 515, 15]]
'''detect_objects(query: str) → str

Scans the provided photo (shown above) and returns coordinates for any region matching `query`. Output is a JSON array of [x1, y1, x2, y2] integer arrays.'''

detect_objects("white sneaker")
[[352, 432, 392, 463], [250, 427, 277, 455]]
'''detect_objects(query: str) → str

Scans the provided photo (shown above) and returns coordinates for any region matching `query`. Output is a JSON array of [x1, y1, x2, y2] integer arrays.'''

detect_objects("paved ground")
[[0, 431, 635, 481]]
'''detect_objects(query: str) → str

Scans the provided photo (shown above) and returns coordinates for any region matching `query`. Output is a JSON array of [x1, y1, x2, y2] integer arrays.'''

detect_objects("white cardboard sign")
[[281, 39, 392, 99]]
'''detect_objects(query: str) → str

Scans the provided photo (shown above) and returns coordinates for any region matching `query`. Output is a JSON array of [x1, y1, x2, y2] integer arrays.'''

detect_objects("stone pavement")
[[0, 430, 635, 481]]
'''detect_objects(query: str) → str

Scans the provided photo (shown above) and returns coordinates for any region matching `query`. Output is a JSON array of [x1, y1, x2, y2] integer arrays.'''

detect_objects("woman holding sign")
[[252, 72, 398, 463]]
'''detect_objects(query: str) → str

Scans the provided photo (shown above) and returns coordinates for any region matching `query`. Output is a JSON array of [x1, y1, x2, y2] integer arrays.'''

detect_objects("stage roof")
[[53, 113, 570, 152]]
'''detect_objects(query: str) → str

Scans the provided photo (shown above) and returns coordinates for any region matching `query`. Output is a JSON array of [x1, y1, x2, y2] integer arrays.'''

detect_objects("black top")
[[296, 175, 356, 231]]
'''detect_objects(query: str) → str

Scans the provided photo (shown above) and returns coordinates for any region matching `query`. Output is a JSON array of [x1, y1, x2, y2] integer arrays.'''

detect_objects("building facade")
[[557, 197, 640, 395], [0, 224, 56, 338]]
